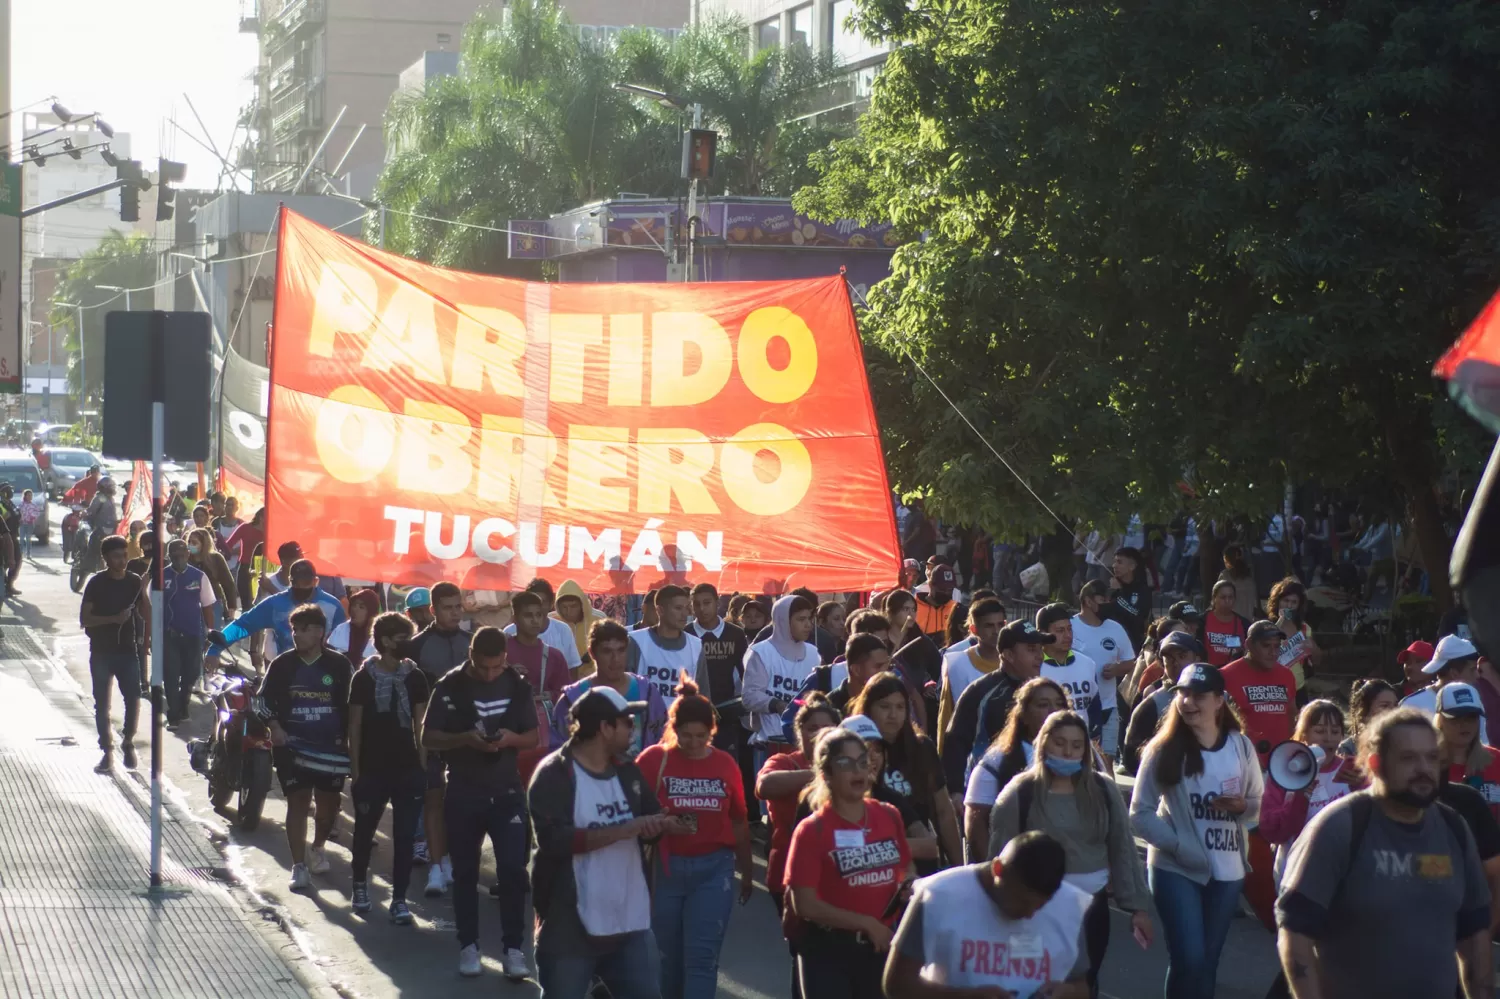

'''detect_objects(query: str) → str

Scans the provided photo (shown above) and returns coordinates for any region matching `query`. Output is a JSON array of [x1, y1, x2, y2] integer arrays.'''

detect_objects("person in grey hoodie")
[[1129, 663, 1263, 999]]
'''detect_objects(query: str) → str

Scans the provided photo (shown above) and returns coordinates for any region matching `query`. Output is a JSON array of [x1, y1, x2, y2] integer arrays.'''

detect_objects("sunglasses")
[[831, 754, 870, 773]]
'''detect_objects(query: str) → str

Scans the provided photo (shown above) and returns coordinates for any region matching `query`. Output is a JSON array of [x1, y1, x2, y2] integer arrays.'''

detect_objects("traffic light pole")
[[19, 177, 131, 217]]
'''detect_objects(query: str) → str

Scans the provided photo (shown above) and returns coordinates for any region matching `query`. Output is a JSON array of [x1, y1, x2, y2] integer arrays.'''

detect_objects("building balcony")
[[239, 0, 259, 33], [274, 0, 325, 37]]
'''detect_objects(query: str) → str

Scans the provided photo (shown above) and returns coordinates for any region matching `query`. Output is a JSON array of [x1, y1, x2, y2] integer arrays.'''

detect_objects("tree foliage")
[[47, 231, 156, 408], [799, 0, 1500, 599], [375, 0, 846, 274]]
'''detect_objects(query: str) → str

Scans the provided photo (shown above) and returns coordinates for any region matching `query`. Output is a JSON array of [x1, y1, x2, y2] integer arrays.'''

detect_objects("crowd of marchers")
[[72, 480, 1499, 999]]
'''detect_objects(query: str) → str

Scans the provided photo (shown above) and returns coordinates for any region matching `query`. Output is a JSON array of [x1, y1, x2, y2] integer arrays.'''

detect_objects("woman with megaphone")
[[1259, 700, 1365, 887]]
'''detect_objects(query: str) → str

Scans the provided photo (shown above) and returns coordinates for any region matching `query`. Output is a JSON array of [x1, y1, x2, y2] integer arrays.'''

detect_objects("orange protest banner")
[[265, 208, 900, 593]]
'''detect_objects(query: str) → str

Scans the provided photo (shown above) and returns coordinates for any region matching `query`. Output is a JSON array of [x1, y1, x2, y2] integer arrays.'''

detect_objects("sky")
[[12, 0, 259, 189]]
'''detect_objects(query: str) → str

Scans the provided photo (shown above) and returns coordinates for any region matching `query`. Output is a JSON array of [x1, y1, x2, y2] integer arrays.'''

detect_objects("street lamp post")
[[613, 83, 707, 282]]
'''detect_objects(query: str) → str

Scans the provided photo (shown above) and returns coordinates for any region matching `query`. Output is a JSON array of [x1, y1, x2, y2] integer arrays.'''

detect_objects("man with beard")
[[1277, 709, 1492, 999]]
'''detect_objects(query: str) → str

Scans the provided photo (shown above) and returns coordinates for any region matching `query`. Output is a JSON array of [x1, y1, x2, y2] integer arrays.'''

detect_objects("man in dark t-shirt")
[[79, 534, 148, 773], [422, 626, 539, 981]]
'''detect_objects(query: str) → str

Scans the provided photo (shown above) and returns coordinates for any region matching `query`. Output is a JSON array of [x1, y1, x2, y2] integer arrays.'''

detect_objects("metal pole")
[[75, 304, 85, 412], [45, 322, 51, 422], [685, 103, 702, 283], [148, 311, 165, 889]]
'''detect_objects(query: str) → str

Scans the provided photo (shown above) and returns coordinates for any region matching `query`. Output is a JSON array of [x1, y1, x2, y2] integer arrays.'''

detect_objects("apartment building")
[[241, 0, 691, 197]]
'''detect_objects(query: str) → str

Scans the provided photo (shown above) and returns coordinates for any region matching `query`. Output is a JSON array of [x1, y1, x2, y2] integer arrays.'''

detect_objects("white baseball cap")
[[1438, 682, 1485, 717], [842, 715, 884, 743], [1422, 634, 1480, 675]]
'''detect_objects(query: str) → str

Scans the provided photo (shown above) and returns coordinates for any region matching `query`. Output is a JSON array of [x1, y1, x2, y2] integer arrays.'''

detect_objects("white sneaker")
[[502, 947, 529, 982], [289, 863, 311, 892], [458, 944, 482, 977], [440, 855, 454, 888], [307, 845, 331, 875], [425, 863, 446, 897]]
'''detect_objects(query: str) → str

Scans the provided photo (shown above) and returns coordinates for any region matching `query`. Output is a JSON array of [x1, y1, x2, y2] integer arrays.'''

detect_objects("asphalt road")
[[20, 511, 1284, 999]]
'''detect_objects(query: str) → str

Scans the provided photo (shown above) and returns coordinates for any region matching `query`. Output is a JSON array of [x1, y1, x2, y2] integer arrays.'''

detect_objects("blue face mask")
[[1045, 756, 1083, 777]]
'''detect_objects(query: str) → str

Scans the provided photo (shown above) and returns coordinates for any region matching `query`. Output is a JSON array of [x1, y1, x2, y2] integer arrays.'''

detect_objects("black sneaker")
[[94, 751, 113, 774], [389, 899, 413, 925], [352, 881, 371, 914], [121, 743, 138, 770]]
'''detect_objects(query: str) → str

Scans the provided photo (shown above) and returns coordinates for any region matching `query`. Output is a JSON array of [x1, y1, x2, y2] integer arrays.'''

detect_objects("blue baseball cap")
[[405, 587, 432, 610]]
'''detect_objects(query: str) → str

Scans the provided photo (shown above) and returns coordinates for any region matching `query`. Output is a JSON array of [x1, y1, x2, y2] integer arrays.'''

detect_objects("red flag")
[[1435, 288, 1500, 432]]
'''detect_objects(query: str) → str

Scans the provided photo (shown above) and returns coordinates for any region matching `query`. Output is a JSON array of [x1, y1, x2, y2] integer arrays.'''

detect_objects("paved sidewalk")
[[0, 624, 316, 999]]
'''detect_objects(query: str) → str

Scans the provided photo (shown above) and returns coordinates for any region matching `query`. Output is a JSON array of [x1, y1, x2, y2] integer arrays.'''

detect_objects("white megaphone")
[[1268, 740, 1326, 792]]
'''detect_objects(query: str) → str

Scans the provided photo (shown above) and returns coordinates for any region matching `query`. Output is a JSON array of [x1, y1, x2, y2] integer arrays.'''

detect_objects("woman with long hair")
[[1130, 663, 1262, 999], [851, 671, 962, 872], [186, 527, 238, 627], [963, 677, 1068, 851], [883, 590, 919, 647], [990, 710, 1152, 997], [1338, 678, 1400, 757], [329, 588, 381, 661], [1267, 576, 1322, 700], [1259, 699, 1364, 884], [635, 676, 753, 999], [1436, 681, 1500, 820], [785, 727, 914, 999], [756, 693, 841, 999], [817, 600, 848, 644]]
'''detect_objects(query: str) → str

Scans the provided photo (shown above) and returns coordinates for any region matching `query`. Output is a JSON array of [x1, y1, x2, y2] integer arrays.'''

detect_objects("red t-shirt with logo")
[[786, 799, 912, 925], [759, 750, 810, 893], [1202, 612, 1249, 667], [1221, 657, 1297, 766], [636, 744, 746, 858], [1449, 750, 1500, 823]]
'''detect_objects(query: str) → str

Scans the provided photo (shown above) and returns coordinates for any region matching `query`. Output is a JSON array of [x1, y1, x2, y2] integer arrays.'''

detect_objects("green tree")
[[799, 0, 1500, 605], [376, 0, 846, 273], [48, 231, 156, 409]]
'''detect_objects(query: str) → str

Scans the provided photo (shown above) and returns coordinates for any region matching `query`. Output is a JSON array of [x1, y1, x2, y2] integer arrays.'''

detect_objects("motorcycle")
[[69, 518, 95, 593], [188, 664, 274, 832]]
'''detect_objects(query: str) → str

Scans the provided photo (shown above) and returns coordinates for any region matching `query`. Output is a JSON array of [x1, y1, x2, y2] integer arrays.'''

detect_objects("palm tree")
[[374, 0, 848, 273]]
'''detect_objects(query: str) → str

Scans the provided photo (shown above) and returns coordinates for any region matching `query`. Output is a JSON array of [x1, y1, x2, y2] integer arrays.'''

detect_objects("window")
[[828, 0, 882, 63], [756, 17, 779, 50], [790, 4, 813, 48]]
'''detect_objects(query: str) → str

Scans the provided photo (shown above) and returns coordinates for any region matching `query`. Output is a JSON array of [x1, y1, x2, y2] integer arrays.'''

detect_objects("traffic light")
[[117, 159, 144, 222], [157, 158, 186, 221], [681, 128, 717, 181]]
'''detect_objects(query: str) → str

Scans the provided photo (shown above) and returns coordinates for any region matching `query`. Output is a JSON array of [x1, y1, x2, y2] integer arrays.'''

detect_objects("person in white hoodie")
[[742, 594, 820, 759]]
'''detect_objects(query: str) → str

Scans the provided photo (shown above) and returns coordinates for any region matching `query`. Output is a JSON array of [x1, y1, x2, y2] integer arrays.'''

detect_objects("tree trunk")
[[1384, 416, 1454, 611]]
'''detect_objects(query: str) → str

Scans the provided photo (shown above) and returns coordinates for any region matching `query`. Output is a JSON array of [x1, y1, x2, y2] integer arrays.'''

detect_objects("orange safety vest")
[[915, 597, 953, 640]]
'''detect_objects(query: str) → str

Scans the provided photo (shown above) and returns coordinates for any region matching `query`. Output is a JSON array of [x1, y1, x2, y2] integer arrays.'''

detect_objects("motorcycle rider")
[[205, 558, 347, 664], [81, 476, 119, 574]]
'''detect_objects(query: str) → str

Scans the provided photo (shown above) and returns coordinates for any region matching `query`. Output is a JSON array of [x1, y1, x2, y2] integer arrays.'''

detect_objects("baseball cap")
[[1000, 621, 1057, 651], [405, 587, 432, 610], [1159, 630, 1206, 657], [1168, 600, 1201, 623], [929, 564, 956, 588], [1397, 640, 1434, 666], [1247, 620, 1284, 644], [569, 686, 649, 727], [1176, 663, 1226, 695], [1438, 682, 1485, 718], [842, 715, 884, 743], [1422, 634, 1480, 675]]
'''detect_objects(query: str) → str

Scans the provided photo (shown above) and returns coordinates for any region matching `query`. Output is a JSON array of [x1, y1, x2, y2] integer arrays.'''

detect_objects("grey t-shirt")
[[1277, 793, 1490, 999]]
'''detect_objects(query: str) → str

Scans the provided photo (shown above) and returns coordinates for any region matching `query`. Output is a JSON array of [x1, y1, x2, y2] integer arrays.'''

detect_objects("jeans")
[[652, 848, 735, 999], [351, 767, 425, 902], [445, 784, 529, 950], [162, 630, 204, 722], [90, 650, 141, 751], [19, 528, 31, 558], [1149, 867, 1244, 999], [537, 928, 660, 999]]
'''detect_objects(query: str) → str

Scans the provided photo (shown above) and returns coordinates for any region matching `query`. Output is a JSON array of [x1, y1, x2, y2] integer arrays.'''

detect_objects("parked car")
[[0, 451, 49, 543], [43, 447, 103, 499]]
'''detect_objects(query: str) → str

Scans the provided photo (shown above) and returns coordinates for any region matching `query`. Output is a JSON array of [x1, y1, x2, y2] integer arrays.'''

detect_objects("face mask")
[[1045, 756, 1083, 777], [188, 544, 202, 556]]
